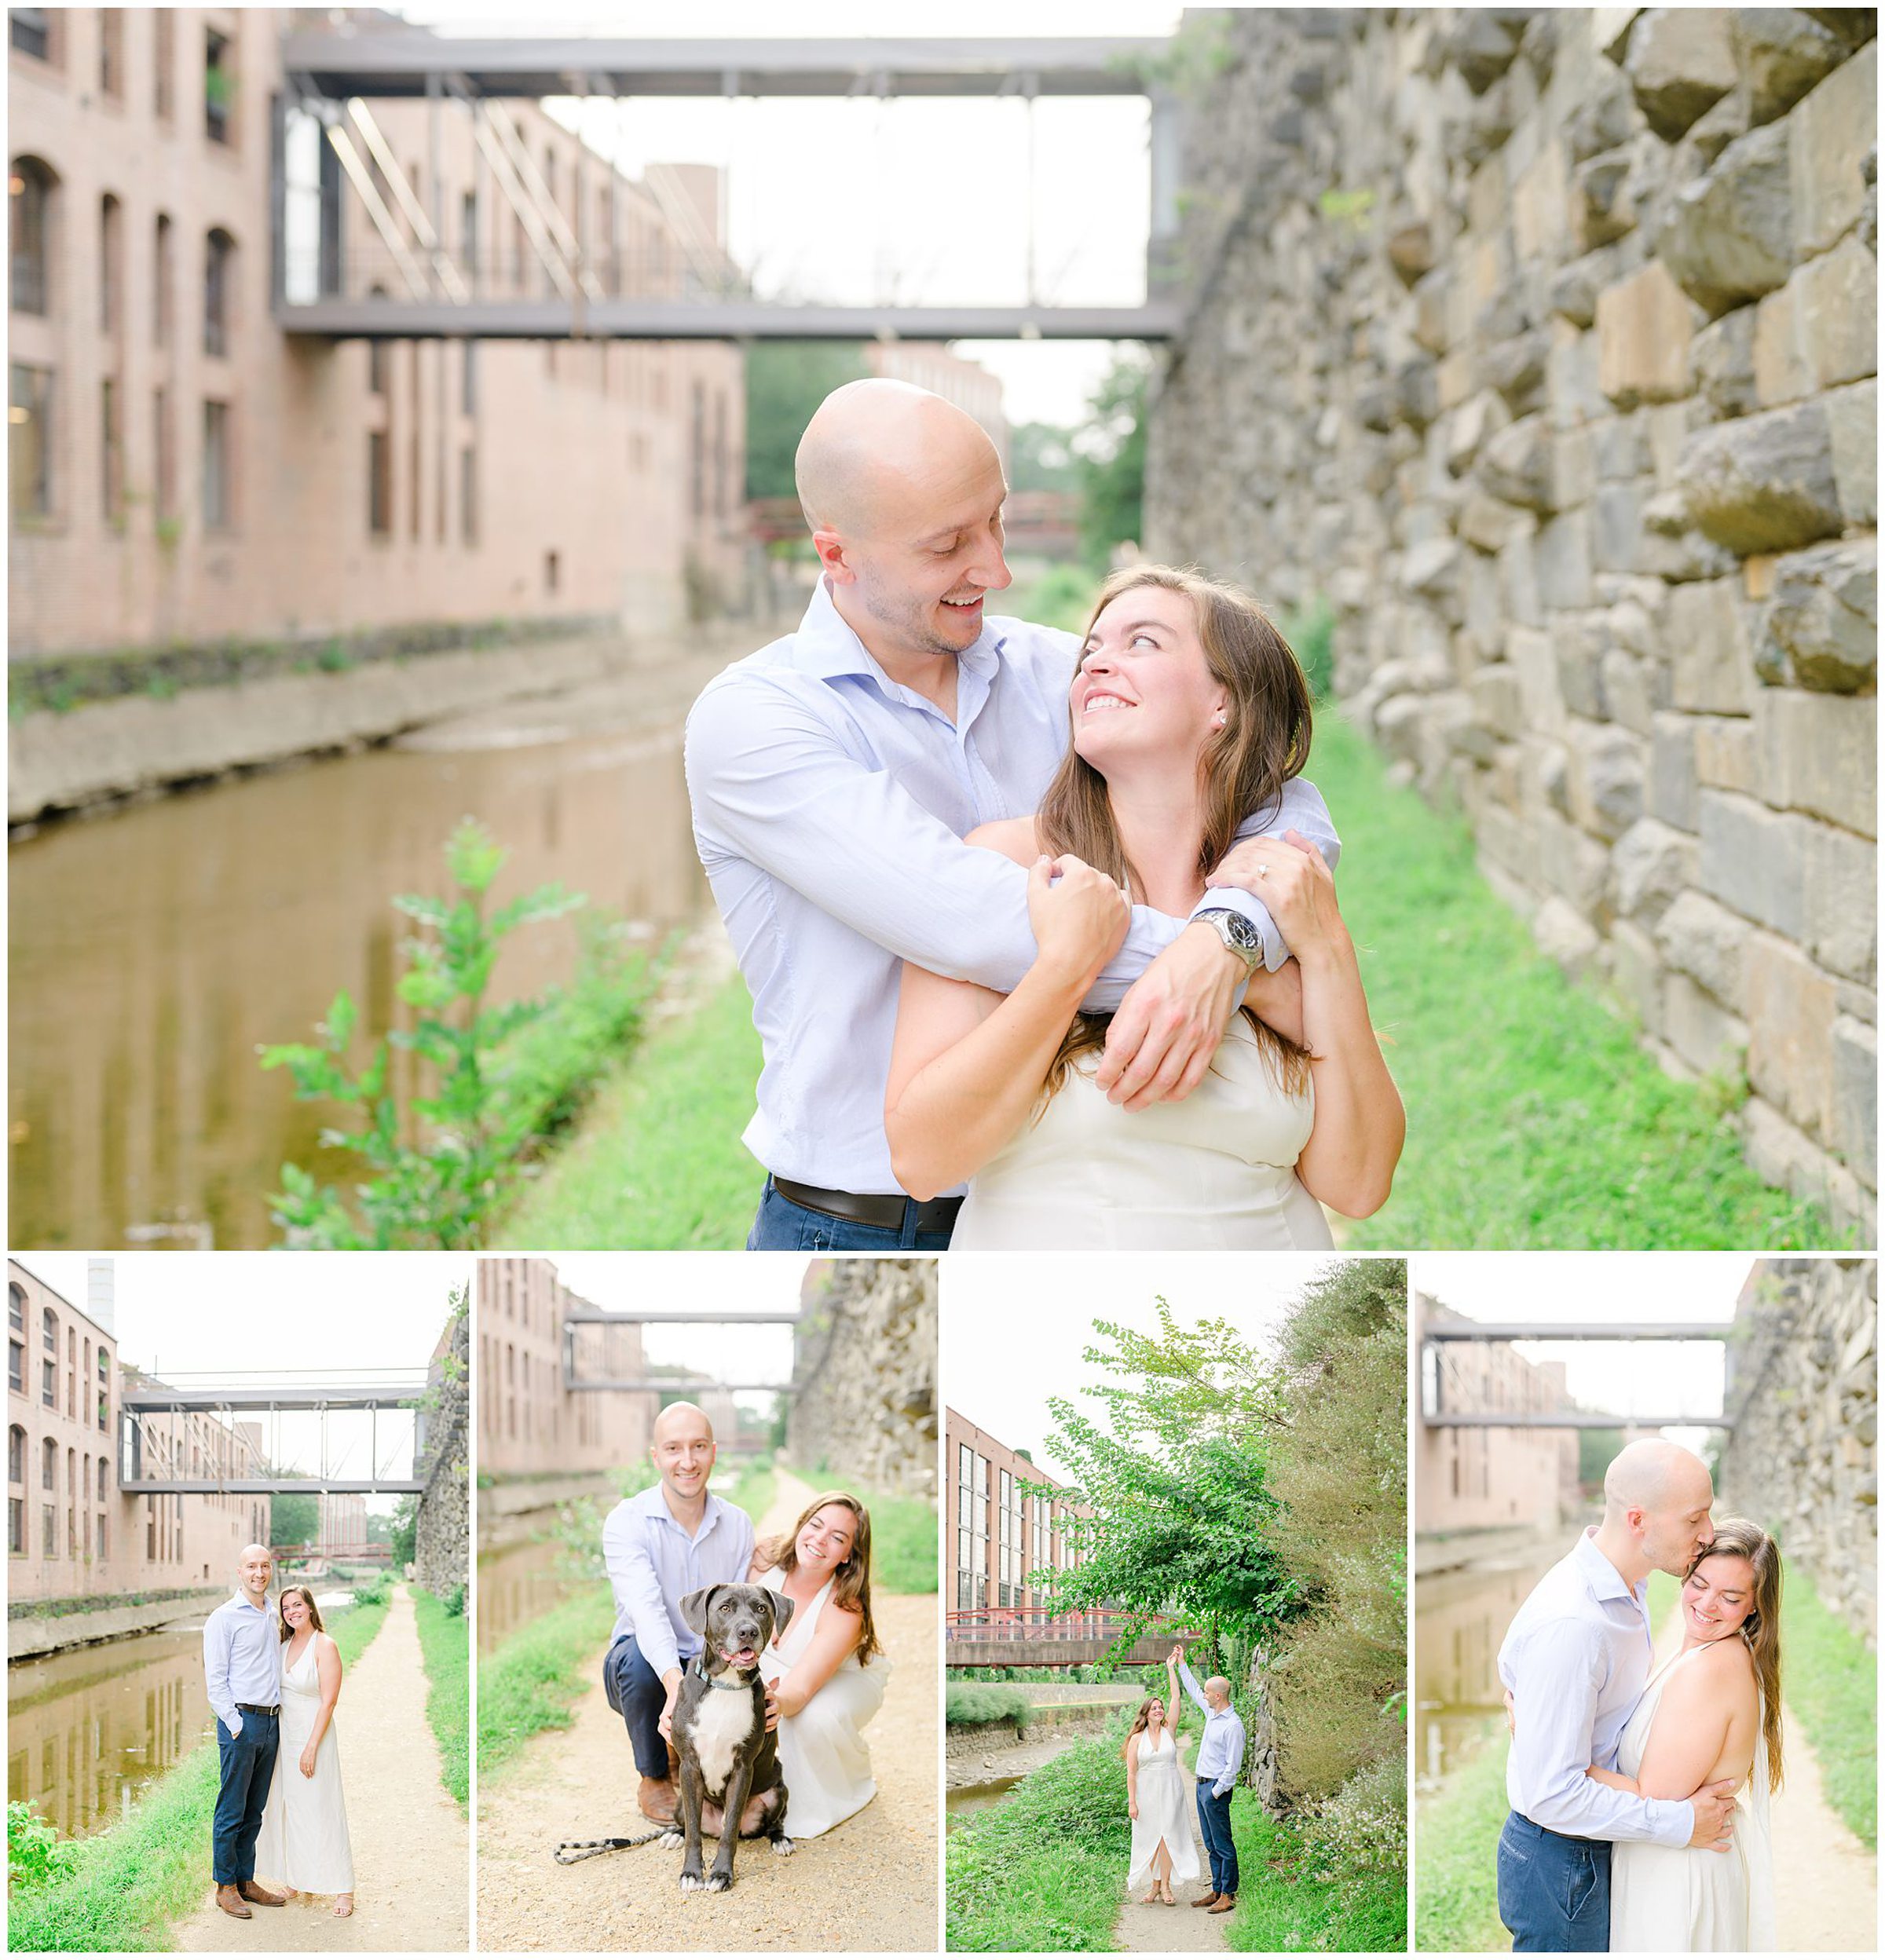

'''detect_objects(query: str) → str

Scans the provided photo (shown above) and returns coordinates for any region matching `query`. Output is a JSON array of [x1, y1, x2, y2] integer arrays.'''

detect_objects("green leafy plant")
[[9, 1799, 76, 1890]]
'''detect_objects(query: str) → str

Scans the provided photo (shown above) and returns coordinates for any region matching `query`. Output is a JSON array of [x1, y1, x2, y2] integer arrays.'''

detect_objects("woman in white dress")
[[749, 1492, 888, 1839], [1587, 1520, 1782, 1952], [885, 564, 1404, 1249], [1126, 1654, 1199, 1907], [256, 1585, 356, 1916]]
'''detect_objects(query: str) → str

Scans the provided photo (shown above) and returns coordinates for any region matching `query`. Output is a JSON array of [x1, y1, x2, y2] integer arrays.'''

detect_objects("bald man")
[[1495, 1440, 1741, 1951], [601, 1402, 757, 1823], [203, 1544, 287, 1918], [686, 378, 1339, 1251]]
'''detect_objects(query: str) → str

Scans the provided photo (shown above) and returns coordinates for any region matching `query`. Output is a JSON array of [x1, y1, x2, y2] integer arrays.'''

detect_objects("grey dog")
[[663, 1582, 796, 1893]]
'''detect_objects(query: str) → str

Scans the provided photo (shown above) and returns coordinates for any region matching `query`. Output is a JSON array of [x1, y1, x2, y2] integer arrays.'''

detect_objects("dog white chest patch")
[[690, 1681, 758, 1797]]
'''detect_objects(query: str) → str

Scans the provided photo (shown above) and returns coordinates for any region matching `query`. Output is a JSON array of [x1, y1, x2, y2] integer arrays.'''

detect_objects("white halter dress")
[[1129, 1728, 1200, 1888], [256, 1633, 355, 1893]]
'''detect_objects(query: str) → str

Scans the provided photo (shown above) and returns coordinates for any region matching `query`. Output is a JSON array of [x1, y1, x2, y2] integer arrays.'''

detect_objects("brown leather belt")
[[772, 1177, 963, 1236]]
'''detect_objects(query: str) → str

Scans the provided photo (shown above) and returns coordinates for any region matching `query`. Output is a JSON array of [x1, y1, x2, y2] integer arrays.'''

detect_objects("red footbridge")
[[945, 1607, 1196, 1670]]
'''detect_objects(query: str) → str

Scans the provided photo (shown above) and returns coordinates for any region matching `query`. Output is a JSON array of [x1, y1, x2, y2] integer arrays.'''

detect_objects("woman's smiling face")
[[282, 1592, 309, 1630], [1683, 1552, 1755, 1640], [796, 1505, 858, 1574], [1070, 585, 1224, 776]]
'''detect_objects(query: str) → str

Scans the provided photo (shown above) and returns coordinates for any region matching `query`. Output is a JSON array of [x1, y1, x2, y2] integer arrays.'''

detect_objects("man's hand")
[[1503, 1688, 1516, 1739], [1242, 958, 1305, 1049], [1096, 922, 1243, 1108], [1168, 1645, 1184, 1668], [657, 1673, 682, 1744], [1688, 1780, 1739, 1852], [764, 1684, 781, 1735]]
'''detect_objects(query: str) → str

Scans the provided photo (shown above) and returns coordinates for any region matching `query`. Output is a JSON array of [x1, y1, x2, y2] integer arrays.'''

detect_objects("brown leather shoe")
[[239, 1881, 286, 1907], [216, 1885, 252, 1920], [1191, 1891, 1221, 1908], [638, 1775, 679, 1824], [1209, 1893, 1237, 1914]]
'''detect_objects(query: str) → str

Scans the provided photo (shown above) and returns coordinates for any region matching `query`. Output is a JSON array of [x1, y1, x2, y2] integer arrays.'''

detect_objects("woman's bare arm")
[[771, 1599, 865, 1720], [301, 1636, 343, 1772]]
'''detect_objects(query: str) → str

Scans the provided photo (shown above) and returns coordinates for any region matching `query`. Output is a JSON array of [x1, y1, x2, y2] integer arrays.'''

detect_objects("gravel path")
[[476, 1472, 939, 1951], [1769, 1693, 1876, 1951], [1112, 1771, 1227, 1953], [174, 1586, 470, 1954]]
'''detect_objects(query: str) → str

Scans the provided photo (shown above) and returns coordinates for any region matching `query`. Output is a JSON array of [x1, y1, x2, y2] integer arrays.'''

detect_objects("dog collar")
[[693, 1655, 754, 1691]]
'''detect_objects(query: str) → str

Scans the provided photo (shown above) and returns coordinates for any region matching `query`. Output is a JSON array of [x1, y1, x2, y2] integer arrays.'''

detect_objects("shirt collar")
[[637, 1481, 727, 1539], [1573, 1526, 1639, 1605], [229, 1590, 270, 1613], [792, 574, 1002, 693]]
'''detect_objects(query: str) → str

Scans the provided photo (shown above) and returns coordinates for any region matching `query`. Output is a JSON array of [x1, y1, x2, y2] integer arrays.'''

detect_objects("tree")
[[269, 1491, 319, 1547], [389, 1494, 418, 1569], [1075, 357, 1150, 571], [745, 342, 871, 500], [1008, 422, 1078, 494]]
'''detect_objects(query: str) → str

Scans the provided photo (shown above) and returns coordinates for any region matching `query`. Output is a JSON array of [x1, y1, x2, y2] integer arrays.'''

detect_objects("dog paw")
[[657, 1831, 684, 1852], [679, 1873, 706, 1893], [705, 1873, 732, 1893], [770, 1836, 796, 1857]]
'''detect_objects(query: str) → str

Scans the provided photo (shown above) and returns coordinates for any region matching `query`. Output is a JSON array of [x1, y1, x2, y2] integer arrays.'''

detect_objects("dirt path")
[[1112, 1779, 1225, 1954], [175, 1586, 470, 1955], [476, 1472, 939, 1951]]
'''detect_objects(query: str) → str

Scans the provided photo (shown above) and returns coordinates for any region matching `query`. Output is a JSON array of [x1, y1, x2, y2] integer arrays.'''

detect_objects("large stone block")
[[1698, 788, 1811, 938], [1803, 820, 1878, 983], [1611, 814, 1697, 920], [1554, 612, 1609, 719], [1678, 400, 1844, 554], [1470, 663, 1526, 741], [1756, 688, 1878, 837], [1551, 242, 1631, 327], [1478, 413, 1557, 511], [1596, 261, 1701, 407], [1550, 326, 1608, 432], [1693, 714, 1760, 794], [1573, 148, 1641, 252], [1752, 278, 1819, 406], [1746, 930, 1838, 1135], [1657, 888, 1753, 1007], [1513, 137, 1571, 261], [1790, 39, 1879, 258], [1537, 508, 1597, 608], [1689, 305, 1761, 416], [1508, 622, 1565, 735], [1759, 537, 1878, 692], [1732, 9, 1854, 124], [1626, 8, 1738, 139], [1667, 576, 1757, 713], [1828, 377, 1876, 524], [1601, 648, 1657, 733], [1649, 711, 1701, 829], [1832, 1014, 1879, 1186], [1665, 970, 1752, 1076], [1741, 1094, 1874, 1239], [1608, 915, 1667, 1030], [1532, 894, 1604, 976], [1656, 120, 1795, 315], [1568, 719, 1647, 839], [1796, 236, 1880, 389]]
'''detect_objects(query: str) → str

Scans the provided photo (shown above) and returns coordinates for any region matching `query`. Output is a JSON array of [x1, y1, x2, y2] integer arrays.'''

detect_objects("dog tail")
[[552, 1828, 670, 1865]]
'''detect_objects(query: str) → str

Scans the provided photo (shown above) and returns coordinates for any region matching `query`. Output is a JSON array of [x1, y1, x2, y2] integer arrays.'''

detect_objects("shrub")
[[1288, 1754, 1408, 1887], [8, 1800, 76, 1889], [350, 1574, 390, 1609], [946, 1684, 1033, 1731]]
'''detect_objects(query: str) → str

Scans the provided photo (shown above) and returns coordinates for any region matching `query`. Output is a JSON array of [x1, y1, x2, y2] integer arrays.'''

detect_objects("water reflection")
[[946, 1775, 1022, 1830], [7, 1625, 213, 1838], [11, 712, 712, 1249], [478, 1533, 595, 1655]]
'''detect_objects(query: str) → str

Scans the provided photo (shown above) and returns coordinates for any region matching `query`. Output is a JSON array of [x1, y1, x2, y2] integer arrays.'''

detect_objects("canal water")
[[10, 659, 725, 1250], [478, 1531, 596, 1656], [7, 1587, 354, 1840], [946, 1774, 1023, 1830]]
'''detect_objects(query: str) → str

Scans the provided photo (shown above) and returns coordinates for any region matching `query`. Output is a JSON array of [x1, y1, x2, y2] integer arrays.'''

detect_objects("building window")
[[9, 9, 50, 61], [6, 1343, 20, 1394], [153, 385, 174, 521], [8, 1497, 21, 1555], [7, 1425, 21, 1485], [153, 212, 173, 346], [203, 27, 233, 145], [201, 397, 230, 528], [713, 389, 727, 521], [101, 377, 123, 521], [153, 9, 174, 119], [41, 1437, 53, 1490], [97, 9, 123, 97], [689, 378, 705, 521], [459, 444, 476, 545], [460, 340, 476, 415], [99, 193, 123, 336], [203, 228, 233, 357], [40, 1307, 55, 1351], [368, 429, 390, 536], [7, 1284, 21, 1334], [41, 1505, 53, 1556], [10, 155, 53, 316], [460, 191, 478, 288], [96, 1512, 105, 1559], [38, 1357, 52, 1404], [544, 549, 559, 594]]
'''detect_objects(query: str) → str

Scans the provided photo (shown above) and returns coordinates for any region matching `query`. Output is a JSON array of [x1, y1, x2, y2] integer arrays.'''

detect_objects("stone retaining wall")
[[1719, 1255, 1876, 1644], [789, 1260, 939, 1499], [1148, 7, 1876, 1235], [6, 1589, 223, 1660], [415, 1303, 471, 1596]]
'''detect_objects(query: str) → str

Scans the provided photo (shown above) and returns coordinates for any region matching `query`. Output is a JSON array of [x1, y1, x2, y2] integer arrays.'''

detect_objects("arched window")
[[9, 156, 55, 315], [7, 1426, 23, 1485], [8, 1284, 22, 1333], [203, 227, 234, 357], [41, 1437, 56, 1490], [99, 192, 122, 335], [40, 1307, 56, 1351]]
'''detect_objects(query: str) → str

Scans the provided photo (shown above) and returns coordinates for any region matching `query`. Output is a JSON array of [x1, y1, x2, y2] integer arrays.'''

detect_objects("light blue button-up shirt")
[[1497, 1528, 1694, 1846], [203, 1592, 282, 1737], [1178, 1660, 1247, 1797], [683, 577, 1341, 1192], [602, 1483, 757, 1682]]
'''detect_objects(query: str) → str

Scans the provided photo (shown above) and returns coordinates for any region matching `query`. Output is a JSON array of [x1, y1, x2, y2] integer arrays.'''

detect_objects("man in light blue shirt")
[[602, 1401, 758, 1824], [203, 1543, 286, 1919], [1497, 1439, 1741, 1951], [686, 378, 1338, 1251], [1172, 1646, 1248, 1912]]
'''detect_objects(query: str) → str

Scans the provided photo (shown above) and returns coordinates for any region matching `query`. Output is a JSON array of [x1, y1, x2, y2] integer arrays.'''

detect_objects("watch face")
[[1206, 909, 1260, 952]]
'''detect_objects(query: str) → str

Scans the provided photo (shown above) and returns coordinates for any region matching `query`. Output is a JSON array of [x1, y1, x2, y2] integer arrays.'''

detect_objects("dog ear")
[[679, 1585, 718, 1636], [769, 1590, 795, 1639]]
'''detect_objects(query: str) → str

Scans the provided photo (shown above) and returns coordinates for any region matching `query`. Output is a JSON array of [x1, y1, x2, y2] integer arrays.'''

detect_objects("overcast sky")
[[942, 1252, 1351, 1481], [393, 2, 1185, 423]]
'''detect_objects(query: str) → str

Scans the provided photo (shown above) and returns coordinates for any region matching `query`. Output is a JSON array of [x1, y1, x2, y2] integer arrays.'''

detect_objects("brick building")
[[1415, 1296, 1579, 1538], [8, 6, 747, 656], [318, 1490, 368, 1556], [946, 1406, 1089, 1614], [7, 1259, 269, 1601]]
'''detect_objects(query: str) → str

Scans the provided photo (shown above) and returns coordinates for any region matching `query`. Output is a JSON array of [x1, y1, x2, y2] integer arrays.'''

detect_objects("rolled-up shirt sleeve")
[[203, 1611, 240, 1735], [1177, 1658, 1213, 1720], [604, 1508, 682, 1682], [1506, 1621, 1694, 1847], [1197, 777, 1344, 971]]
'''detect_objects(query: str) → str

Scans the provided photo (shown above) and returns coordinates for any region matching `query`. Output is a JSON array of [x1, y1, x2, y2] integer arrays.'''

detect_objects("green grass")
[[477, 1585, 616, 1781], [1312, 714, 1837, 1249], [1781, 1568, 1876, 1848], [412, 1585, 471, 1808], [1227, 1797, 1406, 1954], [946, 1728, 1132, 1951], [1647, 1568, 1678, 1636], [1414, 1730, 1510, 1955], [723, 1460, 778, 1527], [947, 1683, 1035, 1729], [496, 969, 763, 1249], [5, 1596, 391, 1953], [809, 1472, 936, 1595]]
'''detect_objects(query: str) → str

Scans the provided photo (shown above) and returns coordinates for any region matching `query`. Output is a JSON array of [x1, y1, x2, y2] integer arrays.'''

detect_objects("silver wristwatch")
[[1195, 907, 1265, 975]]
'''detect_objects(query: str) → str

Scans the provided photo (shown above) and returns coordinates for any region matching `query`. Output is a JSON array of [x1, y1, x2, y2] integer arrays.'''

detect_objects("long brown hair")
[[1038, 564, 1316, 1101], [1688, 1519, 1783, 1792], [276, 1584, 325, 1643], [1122, 1691, 1176, 1761], [753, 1491, 881, 1666]]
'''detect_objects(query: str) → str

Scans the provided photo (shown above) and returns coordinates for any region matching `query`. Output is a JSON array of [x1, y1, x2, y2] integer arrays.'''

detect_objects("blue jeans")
[[1195, 1779, 1238, 1896], [212, 1712, 279, 1885], [1499, 1812, 1612, 1952], [603, 1635, 673, 1780], [745, 1177, 957, 1252]]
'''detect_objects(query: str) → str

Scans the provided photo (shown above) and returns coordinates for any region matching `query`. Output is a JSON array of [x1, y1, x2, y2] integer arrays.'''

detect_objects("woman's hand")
[[299, 1742, 318, 1779], [1026, 854, 1129, 989], [1205, 830, 1346, 963], [1129, 1801, 1139, 1821]]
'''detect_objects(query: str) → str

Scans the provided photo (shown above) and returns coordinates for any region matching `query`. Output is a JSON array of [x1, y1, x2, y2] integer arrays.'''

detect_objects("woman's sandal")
[[333, 1896, 354, 1918]]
